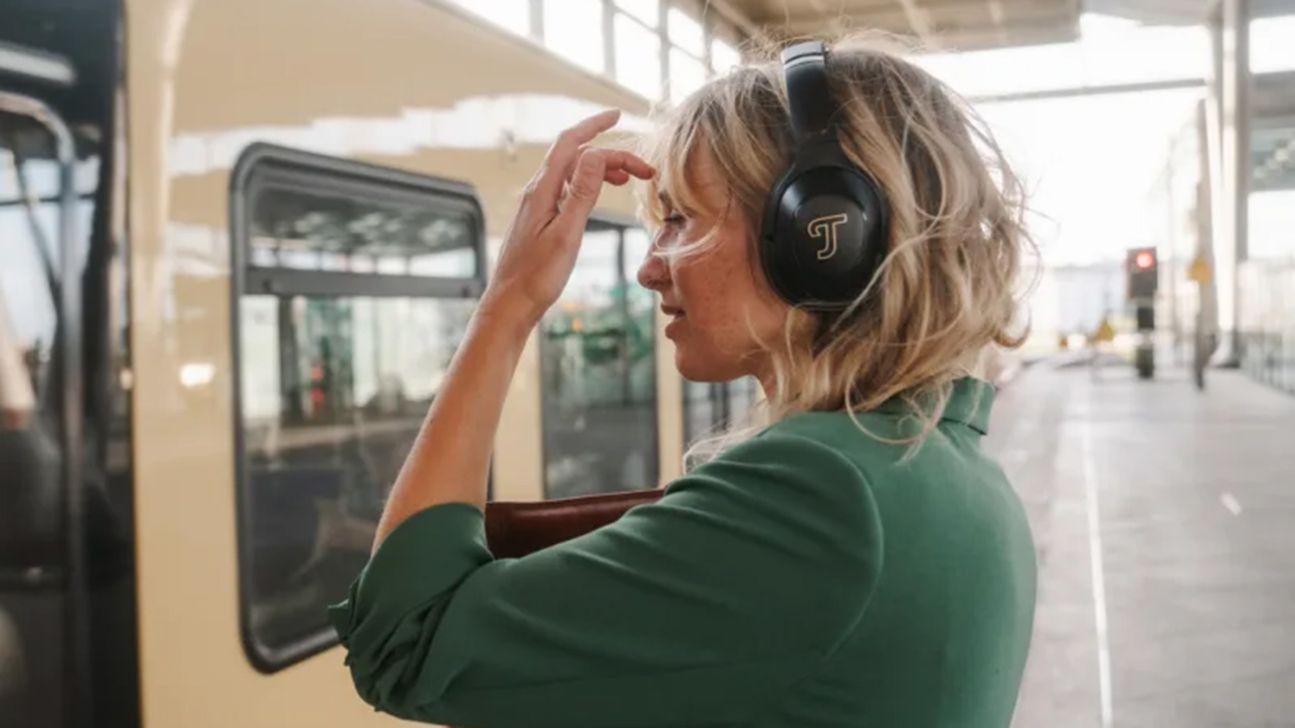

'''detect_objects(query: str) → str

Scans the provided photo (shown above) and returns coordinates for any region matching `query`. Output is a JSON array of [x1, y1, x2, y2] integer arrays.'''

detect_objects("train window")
[[728, 375, 760, 423], [245, 180, 479, 281], [683, 381, 724, 447], [683, 376, 761, 450], [230, 145, 485, 672], [540, 220, 658, 499]]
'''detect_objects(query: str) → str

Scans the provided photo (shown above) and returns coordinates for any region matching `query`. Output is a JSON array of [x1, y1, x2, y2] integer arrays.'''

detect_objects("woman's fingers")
[[601, 149, 655, 180], [528, 109, 623, 207], [486, 128, 653, 319], [552, 148, 655, 236], [602, 150, 656, 186]]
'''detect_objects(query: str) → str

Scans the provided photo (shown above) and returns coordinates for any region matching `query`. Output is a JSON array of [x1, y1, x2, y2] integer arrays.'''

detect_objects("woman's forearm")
[[368, 108, 653, 552], [371, 298, 537, 551]]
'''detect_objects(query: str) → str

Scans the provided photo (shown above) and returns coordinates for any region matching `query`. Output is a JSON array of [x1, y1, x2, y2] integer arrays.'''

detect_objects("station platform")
[[987, 363, 1295, 727]]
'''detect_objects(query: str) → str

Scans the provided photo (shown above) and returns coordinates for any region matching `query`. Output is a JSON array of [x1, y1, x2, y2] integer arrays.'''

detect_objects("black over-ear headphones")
[[759, 41, 890, 310]]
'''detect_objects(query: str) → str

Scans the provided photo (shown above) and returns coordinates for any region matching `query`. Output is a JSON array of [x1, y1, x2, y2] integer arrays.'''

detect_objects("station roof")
[[713, 0, 1082, 52]]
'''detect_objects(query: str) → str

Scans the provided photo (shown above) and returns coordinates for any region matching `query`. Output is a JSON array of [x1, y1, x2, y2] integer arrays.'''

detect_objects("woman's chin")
[[673, 348, 708, 382], [674, 348, 733, 383]]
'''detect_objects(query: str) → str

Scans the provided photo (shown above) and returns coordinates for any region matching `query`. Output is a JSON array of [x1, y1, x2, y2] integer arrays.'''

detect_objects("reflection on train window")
[[683, 376, 760, 449], [238, 295, 475, 653], [247, 186, 477, 278], [233, 147, 484, 670], [540, 221, 658, 499]]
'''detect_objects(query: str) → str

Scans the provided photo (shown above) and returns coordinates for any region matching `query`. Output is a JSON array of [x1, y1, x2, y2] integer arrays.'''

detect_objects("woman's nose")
[[636, 243, 670, 292]]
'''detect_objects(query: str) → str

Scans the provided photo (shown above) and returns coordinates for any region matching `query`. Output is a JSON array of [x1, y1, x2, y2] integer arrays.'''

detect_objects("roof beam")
[[966, 77, 1205, 105], [763, 5, 1076, 49], [742, 0, 1063, 19]]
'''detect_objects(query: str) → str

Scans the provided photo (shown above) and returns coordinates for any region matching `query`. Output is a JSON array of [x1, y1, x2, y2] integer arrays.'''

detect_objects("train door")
[[0, 87, 82, 728], [0, 5, 137, 727]]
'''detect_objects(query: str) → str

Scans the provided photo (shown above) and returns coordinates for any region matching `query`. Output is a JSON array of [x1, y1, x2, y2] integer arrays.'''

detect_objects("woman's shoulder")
[[760, 409, 876, 440], [689, 424, 871, 493], [754, 381, 1007, 497], [755, 409, 902, 465], [761, 378, 996, 455], [672, 425, 880, 534]]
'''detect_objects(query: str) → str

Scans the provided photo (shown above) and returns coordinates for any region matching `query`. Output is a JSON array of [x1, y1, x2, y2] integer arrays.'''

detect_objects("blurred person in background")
[[327, 33, 1036, 728]]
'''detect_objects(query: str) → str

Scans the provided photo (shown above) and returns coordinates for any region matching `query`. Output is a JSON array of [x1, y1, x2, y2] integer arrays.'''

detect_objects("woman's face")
[[635, 144, 791, 386]]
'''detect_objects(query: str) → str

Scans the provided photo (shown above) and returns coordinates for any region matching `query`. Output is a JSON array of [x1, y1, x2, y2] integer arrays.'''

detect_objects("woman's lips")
[[665, 313, 686, 337]]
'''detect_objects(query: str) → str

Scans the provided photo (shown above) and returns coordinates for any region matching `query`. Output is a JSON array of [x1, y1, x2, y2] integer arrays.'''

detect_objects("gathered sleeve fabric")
[[327, 432, 884, 727]]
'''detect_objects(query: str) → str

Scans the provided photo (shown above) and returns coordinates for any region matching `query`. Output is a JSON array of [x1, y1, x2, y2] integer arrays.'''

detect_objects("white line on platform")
[[1081, 420, 1114, 728], [1220, 492, 1243, 516]]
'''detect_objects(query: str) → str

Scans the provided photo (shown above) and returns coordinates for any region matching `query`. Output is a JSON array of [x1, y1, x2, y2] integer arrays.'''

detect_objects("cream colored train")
[[0, 1, 760, 725]]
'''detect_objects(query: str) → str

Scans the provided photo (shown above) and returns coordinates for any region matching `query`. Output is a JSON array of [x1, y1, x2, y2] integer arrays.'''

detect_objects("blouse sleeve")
[[327, 432, 883, 727]]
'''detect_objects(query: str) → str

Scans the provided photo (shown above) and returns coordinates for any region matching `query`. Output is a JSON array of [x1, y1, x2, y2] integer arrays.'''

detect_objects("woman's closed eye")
[[663, 212, 687, 228]]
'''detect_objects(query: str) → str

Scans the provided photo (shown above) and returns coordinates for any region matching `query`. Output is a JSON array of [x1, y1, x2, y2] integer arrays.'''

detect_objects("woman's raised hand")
[[481, 109, 655, 325]]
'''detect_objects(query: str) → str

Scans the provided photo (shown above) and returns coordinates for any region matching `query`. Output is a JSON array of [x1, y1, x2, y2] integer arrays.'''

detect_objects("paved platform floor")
[[986, 364, 1295, 727]]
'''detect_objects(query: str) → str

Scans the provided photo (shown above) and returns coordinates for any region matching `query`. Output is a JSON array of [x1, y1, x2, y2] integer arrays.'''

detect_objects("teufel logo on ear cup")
[[806, 213, 850, 260]]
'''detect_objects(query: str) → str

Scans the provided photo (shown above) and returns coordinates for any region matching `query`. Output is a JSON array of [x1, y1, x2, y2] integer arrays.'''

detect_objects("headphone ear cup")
[[760, 167, 887, 308], [766, 39, 893, 310]]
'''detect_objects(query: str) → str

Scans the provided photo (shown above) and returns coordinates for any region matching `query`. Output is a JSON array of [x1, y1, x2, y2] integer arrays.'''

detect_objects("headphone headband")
[[781, 41, 837, 145], [759, 39, 889, 310]]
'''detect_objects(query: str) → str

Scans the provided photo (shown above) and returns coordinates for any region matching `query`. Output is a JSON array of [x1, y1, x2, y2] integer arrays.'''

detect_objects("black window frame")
[[228, 143, 488, 673], [538, 214, 660, 499]]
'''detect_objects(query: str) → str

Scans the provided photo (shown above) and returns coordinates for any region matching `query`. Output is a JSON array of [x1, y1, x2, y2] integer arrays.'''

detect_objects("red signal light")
[[1127, 247, 1159, 299]]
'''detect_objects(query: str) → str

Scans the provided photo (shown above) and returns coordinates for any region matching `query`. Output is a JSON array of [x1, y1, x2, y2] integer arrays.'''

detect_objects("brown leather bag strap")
[[484, 488, 666, 558]]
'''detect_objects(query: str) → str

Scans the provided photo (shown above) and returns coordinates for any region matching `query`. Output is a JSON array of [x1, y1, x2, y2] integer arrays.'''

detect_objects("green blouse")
[[328, 377, 1036, 727]]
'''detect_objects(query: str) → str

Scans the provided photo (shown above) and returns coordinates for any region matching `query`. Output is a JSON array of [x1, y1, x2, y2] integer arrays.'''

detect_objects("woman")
[[330, 35, 1036, 727]]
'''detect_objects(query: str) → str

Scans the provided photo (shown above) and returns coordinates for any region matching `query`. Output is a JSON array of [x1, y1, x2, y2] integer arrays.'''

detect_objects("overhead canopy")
[[714, 0, 1082, 52]]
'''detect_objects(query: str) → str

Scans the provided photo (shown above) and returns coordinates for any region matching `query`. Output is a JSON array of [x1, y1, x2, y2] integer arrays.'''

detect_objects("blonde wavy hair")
[[639, 32, 1035, 470]]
